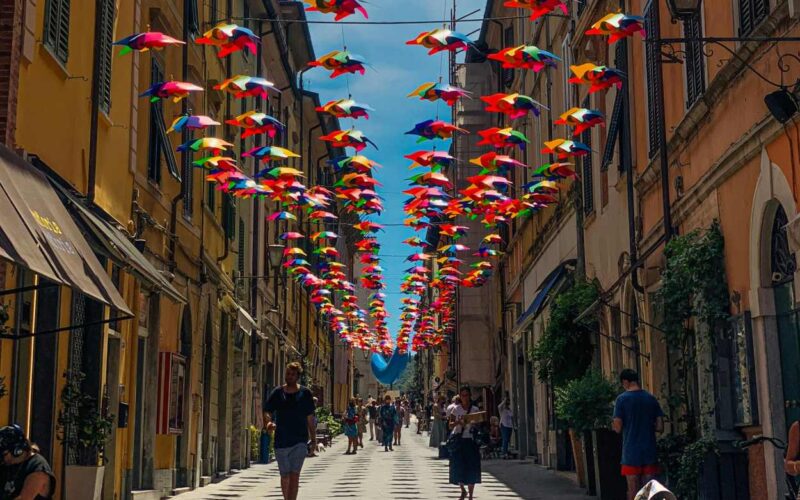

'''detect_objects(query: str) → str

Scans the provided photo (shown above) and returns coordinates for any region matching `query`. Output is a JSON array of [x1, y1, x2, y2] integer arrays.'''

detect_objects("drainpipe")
[[170, 1, 192, 271], [87, 0, 105, 203]]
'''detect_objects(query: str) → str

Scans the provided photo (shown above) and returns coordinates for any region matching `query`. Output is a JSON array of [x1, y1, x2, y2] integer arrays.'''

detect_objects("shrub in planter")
[[57, 370, 115, 465], [554, 370, 619, 435], [555, 370, 619, 490]]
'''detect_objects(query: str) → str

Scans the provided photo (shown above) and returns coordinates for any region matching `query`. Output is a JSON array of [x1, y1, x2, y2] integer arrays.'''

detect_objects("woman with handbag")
[[343, 398, 359, 455], [448, 386, 481, 500]]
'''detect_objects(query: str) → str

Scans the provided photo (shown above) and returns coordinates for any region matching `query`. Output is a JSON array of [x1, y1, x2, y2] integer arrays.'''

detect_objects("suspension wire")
[[208, 14, 564, 26]]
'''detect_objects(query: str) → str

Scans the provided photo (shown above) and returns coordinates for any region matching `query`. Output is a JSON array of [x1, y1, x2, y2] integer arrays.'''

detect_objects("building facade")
[[0, 1, 350, 499]]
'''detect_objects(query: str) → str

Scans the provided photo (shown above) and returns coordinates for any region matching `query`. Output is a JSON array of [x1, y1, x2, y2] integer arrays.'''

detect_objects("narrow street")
[[174, 427, 589, 500]]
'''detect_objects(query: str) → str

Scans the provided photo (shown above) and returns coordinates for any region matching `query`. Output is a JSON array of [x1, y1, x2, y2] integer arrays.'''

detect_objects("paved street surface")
[[175, 427, 591, 499]]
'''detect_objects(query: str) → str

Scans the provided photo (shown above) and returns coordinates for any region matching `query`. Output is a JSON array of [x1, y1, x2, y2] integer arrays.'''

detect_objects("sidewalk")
[[482, 458, 591, 499]]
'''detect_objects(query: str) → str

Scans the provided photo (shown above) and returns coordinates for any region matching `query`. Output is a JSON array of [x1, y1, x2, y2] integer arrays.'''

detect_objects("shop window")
[[157, 352, 186, 434]]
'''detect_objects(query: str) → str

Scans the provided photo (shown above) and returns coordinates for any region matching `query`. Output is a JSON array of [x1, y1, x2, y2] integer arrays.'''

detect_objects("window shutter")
[[684, 13, 705, 108], [503, 27, 514, 88], [44, 0, 71, 63], [183, 130, 194, 218], [581, 96, 594, 215], [644, 0, 662, 159], [238, 218, 246, 274], [739, 0, 768, 36], [98, 0, 115, 113], [147, 59, 164, 184], [602, 41, 627, 171]]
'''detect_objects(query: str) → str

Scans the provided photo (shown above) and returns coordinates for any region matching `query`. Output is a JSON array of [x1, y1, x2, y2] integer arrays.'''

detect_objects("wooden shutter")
[[98, 0, 115, 113], [602, 41, 627, 171], [684, 13, 705, 108], [503, 26, 514, 88], [643, 0, 662, 159], [739, 0, 768, 36], [581, 96, 594, 215], [183, 130, 194, 218], [44, 0, 71, 63], [238, 218, 246, 274], [147, 59, 164, 183]]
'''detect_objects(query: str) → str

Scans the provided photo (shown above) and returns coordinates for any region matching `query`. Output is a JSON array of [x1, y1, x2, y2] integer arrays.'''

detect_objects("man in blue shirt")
[[612, 368, 664, 500], [263, 362, 317, 500]]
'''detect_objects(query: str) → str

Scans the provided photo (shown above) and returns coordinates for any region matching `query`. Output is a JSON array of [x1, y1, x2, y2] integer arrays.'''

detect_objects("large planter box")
[[64, 465, 105, 500], [591, 429, 627, 500], [582, 431, 597, 496]]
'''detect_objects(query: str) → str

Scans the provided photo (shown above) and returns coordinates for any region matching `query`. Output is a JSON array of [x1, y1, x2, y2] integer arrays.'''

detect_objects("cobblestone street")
[[174, 426, 590, 500]]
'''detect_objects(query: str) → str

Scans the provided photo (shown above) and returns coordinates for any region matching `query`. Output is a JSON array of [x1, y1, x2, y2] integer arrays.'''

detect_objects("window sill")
[[39, 44, 72, 79]]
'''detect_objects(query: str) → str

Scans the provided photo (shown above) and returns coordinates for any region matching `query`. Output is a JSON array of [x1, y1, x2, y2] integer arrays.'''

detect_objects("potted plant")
[[555, 369, 618, 493], [57, 370, 115, 500]]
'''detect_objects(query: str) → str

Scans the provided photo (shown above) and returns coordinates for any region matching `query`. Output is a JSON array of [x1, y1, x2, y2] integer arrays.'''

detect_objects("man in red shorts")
[[612, 368, 664, 500]]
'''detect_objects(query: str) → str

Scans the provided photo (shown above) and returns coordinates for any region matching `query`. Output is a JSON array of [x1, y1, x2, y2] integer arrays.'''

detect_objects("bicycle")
[[734, 435, 799, 500]]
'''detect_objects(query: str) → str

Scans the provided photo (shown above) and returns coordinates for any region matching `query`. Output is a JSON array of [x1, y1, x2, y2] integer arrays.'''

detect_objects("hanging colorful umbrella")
[[177, 137, 234, 154], [568, 63, 624, 93], [242, 146, 300, 162], [469, 152, 526, 170], [166, 114, 220, 133], [140, 81, 203, 102], [304, 0, 368, 20], [214, 75, 279, 98], [554, 108, 605, 136], [405, 119, 467, 142], [193, 155, 237, 169], [406, 29, 475, 55], [226, 112, 285, 138], [407, 82, 470, 106], [330, 155, 380, 173], [541, 139, 591, 159], [196, 23, 260, 57], [534, 162, 578, 179], [319, 129, 377, 151], [114, 32, 185, 55], [502, 0, 567, 20], [308, 51, 369, 78], [315, 99, 373, 119], [476, 127, 529, 150], [585, 13, 646, 43], [280, 232, 305, 240], [481, 93, 546, 119], [404, 150, 456, 168], [487, 45, 560, 71]]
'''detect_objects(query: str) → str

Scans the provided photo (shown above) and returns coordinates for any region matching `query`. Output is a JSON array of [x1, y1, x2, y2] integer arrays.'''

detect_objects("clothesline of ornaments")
[[112, 3, 645, 355]]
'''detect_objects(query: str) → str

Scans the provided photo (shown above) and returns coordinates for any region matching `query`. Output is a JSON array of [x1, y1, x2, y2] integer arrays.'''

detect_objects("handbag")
[[446, 432, 461, 454]]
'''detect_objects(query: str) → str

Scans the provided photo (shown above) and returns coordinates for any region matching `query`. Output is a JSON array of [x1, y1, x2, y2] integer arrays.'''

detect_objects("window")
[[222, 194, 236, 240], [183, 129, 194, 219], [157, 352, 186, 434], [210, 0, 218, 22], [561, 34, 573, 115], [186, 0, 200, 39], [581, 96, 594, 215], [738, 0, 768, 36], [43, 0, 70, 64], [147, 58, 164, 184], [602, 41, 626, 171], [683, 13, 705, 108], [238, 218, 246, 274], [206, 123, 217, 212], [98, 0, 114, 113], [503, 26, 514, 88], [643, 0, 662, 158]]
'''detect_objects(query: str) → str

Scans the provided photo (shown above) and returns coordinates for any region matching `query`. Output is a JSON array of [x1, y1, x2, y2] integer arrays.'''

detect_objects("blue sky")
[[303, 0, 487, 337]]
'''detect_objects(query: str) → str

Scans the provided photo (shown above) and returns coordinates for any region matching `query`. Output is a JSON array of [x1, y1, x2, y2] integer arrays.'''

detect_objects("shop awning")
[[220, 293, 257, 337], [53, 183, 186, 305], [515, 259, 575, 330], [0, 144, 132, 315]]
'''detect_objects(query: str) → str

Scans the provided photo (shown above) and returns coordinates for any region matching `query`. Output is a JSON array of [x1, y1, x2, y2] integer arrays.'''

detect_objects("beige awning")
[[0, 144, 131, 315]]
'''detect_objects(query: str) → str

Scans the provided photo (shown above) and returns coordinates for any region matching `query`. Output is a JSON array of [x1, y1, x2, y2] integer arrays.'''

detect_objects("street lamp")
[[665, 0, 701, 20], [267, 243, 285, 271]]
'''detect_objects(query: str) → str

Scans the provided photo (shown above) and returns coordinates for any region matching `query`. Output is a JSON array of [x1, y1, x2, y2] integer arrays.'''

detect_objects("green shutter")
[[44, 0, 71, 64], [98, 0, 115, 113]]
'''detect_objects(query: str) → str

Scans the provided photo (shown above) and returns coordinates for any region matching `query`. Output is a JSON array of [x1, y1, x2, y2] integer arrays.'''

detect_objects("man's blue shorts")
[[274, 442, 307, 476]]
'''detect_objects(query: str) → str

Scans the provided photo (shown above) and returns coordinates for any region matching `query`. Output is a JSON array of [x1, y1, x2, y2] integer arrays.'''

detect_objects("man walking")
[[263, 362, 317, 500], [368, 399, 378, 441], [612, 368, 664, 500]]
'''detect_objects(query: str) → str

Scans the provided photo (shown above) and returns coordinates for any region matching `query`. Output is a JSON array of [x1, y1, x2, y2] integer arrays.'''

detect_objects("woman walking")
[[343, 398, 358, 455], [394, 399, 404, 446], [429, 394, 447, 448], [498, 396, 514, 459], [356, 398, 367, 449], [379, 394, 397, 451], [449, 386, 482, 500]]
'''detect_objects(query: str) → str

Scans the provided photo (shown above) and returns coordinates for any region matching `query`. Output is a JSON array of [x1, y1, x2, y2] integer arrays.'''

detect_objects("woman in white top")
[[448, 386, 481, 500], [498, 396, 513, 458]]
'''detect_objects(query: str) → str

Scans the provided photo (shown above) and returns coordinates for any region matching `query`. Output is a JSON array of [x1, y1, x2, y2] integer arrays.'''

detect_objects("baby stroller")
[[475, 423, 501, 460]]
